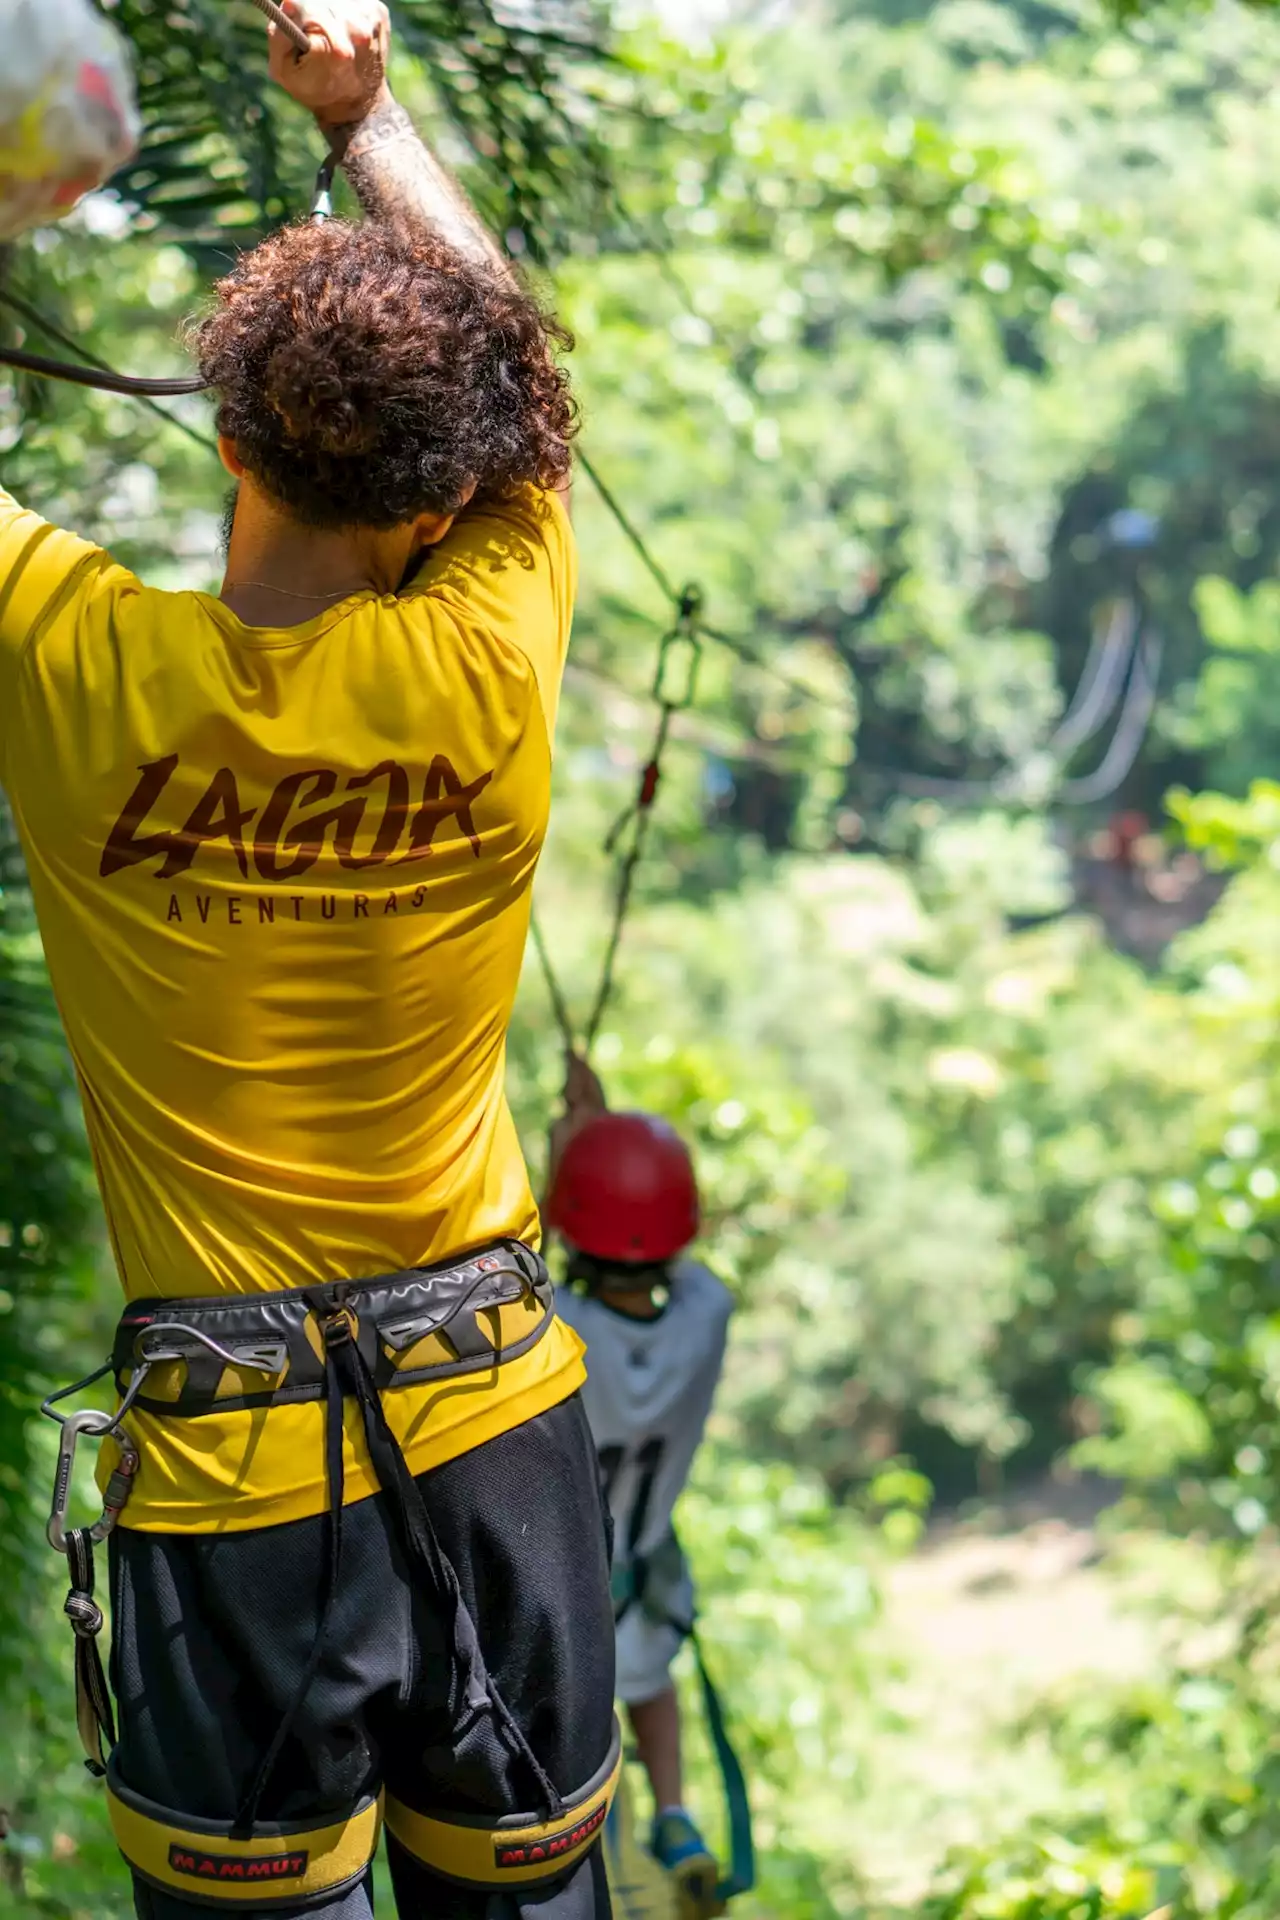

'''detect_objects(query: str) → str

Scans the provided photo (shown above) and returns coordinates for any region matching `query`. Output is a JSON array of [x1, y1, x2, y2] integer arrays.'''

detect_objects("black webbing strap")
[[64, 1527, 116, 1778], [326, 1319, 564, 1819], [236, 1308, 562, 1834]]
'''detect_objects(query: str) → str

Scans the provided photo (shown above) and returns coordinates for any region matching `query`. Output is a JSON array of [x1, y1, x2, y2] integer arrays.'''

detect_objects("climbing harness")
[[40, 1241, 621, 1895], [532, 584, 703, 1060]]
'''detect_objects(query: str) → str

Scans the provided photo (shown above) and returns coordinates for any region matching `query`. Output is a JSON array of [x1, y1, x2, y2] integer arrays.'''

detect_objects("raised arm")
[[267, 0, 513, 282], [545, 1055, 608, 1206]]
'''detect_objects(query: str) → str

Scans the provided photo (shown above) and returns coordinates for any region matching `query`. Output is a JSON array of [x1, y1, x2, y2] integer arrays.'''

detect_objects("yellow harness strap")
[[385, 1722, 622, 1890], [106, 1762, 381, 1906]]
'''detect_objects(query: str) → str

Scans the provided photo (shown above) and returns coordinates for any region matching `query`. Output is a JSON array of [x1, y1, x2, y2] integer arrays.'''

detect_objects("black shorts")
[[107, 1393, 617, 1920]]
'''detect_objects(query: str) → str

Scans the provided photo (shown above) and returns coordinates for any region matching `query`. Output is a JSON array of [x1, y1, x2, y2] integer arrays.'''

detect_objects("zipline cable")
[[1059, 626, 1163, 806], [608, 199, 1164, 807], [576, 449, 844, 717], [244, 0, 312, 56], [531, 585, 703, 1058], [0, 288, 217, 451], [886, 598, 1153, 808], [576, 448, 676, 604]]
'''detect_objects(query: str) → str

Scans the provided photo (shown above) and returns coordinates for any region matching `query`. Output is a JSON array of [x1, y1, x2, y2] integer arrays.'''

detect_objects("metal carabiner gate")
[[47, 1408, 141, 1554]]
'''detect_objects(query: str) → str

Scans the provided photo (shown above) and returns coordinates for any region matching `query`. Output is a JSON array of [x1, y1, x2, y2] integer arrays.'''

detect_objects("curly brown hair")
[[192, 219, 576, 530]]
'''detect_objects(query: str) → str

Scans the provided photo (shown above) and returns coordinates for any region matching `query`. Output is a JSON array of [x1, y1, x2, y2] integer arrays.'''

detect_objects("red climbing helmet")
[[545, 1112, 700, 1264]]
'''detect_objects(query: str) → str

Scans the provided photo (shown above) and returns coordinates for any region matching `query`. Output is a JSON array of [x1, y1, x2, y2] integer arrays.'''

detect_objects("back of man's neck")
[[220, 487, 388, 628]]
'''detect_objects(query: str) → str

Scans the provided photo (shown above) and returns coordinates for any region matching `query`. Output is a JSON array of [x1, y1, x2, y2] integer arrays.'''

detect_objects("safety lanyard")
[[530, 585, 704, 1061]]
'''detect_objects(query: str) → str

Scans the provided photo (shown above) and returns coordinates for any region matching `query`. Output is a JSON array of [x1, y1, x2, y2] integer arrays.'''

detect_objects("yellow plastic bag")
[[0, 0, 139, 240]]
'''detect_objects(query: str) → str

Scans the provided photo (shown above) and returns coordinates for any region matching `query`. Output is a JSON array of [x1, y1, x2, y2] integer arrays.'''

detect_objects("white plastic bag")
[[0, 0, 139, 241]]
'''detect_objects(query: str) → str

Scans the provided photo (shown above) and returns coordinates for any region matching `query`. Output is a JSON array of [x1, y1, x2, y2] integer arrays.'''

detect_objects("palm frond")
[[107, 0, 615, 262]]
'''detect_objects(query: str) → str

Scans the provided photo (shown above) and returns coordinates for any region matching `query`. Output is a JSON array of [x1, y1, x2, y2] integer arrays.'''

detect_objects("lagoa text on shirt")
[[99, 752, 495, 882]]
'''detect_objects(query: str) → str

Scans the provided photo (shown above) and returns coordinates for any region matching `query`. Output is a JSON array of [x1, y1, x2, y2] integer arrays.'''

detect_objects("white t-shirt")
[[556, 1259, 732, 1567]]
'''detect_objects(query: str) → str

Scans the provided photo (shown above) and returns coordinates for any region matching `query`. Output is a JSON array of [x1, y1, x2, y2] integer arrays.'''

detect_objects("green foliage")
[[109, 0, 614, 259], [916, 1625, 1280, 1918], [0, 818, 121, 1909], [1075, 783, 1280, 1544], [524, 805, 1201, 1495], [16, 0, 1280, 1910], [1168, 579, 1280, 799], [676, 1451, 881, 1919], [558, 0, 1280, 833], [1170, 777, 1280, 872], [913, 783, 1280, 1918]]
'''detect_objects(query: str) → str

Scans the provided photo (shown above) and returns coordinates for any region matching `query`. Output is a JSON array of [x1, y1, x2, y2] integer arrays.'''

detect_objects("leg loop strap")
[[107, 1759, 381, 1909], [385, 1717, 622, 1891]]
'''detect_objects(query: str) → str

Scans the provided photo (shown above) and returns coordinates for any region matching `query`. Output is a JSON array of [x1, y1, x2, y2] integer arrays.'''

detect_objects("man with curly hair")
[[0, 4, 617, 1916]]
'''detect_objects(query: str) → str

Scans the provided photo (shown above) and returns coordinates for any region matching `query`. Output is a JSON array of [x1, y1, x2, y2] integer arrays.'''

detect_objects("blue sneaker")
[[650, 1812, 723, 1919]]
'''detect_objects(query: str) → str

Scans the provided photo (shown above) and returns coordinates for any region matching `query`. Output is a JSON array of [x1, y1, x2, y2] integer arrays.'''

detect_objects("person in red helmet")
[[547, 1060, 733, 1913]]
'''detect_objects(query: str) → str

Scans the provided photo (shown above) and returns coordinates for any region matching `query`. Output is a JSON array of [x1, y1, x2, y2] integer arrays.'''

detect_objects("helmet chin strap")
[[568, 1252, 670, 1296]]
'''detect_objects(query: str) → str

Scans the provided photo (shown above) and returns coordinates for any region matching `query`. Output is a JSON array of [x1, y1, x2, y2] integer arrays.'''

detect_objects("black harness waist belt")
[[111, 1237, 555, 1418]]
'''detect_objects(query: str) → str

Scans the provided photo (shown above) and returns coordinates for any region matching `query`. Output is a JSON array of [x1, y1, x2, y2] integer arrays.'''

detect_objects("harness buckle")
[[47, 1408, 141, 1554], [320, 1306, 357, 1351]]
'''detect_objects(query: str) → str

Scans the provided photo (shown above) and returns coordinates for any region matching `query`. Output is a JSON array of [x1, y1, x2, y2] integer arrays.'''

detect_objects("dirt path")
[[852, 1478, 1196, 1904]]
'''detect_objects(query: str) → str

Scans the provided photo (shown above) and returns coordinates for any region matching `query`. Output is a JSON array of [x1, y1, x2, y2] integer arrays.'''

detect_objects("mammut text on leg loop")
[[107, 1762, 383, 1907], [385, 1719, 622, 1890]]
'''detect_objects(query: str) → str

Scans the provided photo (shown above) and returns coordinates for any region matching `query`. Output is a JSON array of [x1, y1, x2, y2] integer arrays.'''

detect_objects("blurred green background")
[[9, 0, 1280, 1911]]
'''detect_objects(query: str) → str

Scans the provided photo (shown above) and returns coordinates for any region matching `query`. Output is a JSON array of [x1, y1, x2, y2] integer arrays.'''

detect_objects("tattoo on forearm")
[[332, 94, 512, 282]]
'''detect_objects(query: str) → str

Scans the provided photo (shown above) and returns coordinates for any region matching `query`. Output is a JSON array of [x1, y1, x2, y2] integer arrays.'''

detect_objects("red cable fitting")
[[639, 762, 660, 807]]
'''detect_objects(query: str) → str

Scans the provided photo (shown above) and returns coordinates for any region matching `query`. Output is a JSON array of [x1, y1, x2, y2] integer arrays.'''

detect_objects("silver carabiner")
[[47, 1408, 141, 1555]]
